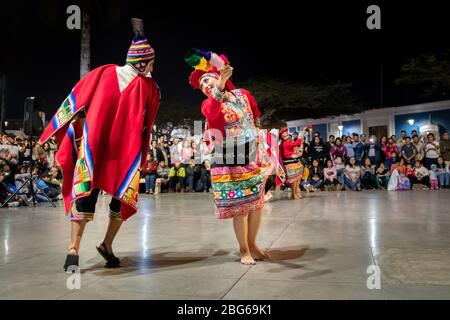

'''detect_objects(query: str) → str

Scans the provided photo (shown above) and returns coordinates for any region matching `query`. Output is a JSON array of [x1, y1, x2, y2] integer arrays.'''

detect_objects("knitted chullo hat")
[[126, 34, 155, 64]]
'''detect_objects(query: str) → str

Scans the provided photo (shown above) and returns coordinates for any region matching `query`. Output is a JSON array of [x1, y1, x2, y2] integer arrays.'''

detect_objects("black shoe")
[[96, 242, 120, 268], [63, 248, 79, 271]]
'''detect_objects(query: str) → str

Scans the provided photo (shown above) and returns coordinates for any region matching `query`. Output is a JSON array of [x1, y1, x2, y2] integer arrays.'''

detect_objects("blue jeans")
[[337, 169, 345, 185], [437, 173, 450, 187], [311, 179, 323, 189], [186, 175, 195, 190], [345, 177, 361, 191], [145, 174, 156, 192]]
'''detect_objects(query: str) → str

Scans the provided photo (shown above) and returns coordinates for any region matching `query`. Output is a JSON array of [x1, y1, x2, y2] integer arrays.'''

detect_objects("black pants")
[[168, 177, 185, 191], [75, 188, 121, 214], [410, 176, 431, 187]]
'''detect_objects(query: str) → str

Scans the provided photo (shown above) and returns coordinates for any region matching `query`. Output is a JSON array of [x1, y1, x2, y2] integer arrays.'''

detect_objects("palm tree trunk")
[[80, 10, 91, 78]]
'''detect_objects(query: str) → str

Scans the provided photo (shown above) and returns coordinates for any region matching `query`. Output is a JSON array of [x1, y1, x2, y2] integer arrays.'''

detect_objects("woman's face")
[[350, 157, 356, 165], [281, 132, 289, 141], [151, 141, 157, 148], [438, 157, 444, 165], [381, 136, 387, 143], [313, 160, 319, 167], [428, 135, 434, 142], [199, 75, 218, 97], [314, 137, 320, 144], [365, 159, 371, 166], [388, 138, 394, 145], [327, 160, 333, 168], [43, 143, 49, 151], [335, 139, 341, 146]]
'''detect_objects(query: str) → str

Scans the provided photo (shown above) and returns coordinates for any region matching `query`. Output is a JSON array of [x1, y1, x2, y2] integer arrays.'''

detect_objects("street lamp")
[[338, 125, 343, 137], [407, 119, 414, 126]]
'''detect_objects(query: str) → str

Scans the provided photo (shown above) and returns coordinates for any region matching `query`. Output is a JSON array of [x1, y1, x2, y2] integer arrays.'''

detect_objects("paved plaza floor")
[[1, 190, 450, 299]]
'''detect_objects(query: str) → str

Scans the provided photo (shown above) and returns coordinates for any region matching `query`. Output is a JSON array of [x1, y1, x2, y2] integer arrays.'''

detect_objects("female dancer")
[[188, 54, 268, 265]]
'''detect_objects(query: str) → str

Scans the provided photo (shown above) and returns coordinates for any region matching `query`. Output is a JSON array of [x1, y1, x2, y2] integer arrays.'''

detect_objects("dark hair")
[[401, 130, 406, 133], [353, 133, 359, 137], [427, 133, 435, 138], [335, 137, 342, 144], [405, 136, 411, 140], [329, 135, 335, 139]]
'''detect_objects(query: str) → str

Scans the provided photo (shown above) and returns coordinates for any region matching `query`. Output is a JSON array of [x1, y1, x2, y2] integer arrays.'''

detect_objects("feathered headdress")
[[185, 48, 227, 72], [185, 48, 234, 90]]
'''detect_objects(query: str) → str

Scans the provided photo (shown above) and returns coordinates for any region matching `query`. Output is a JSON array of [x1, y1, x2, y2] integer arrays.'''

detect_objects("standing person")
[[187, 52, 268, 265], [352, 133, 365, 166], [169, 137, 182, 163], [412, 135, 424, 162], [439, 132, 450, 168], [401, 136, 417, 166], [142, 154, 158, 194], [364, 135, 382, 166], [330, 137, 347, 162], [423, 133, 440, 169], [280, 128, 304, 200], [38, 25, 160, 270], [308, 136, 328, 166], [398, 130, 407, 147], [383, 138, 399, 170], [325, 135, 335, 157], [344, 136, 354, 164]]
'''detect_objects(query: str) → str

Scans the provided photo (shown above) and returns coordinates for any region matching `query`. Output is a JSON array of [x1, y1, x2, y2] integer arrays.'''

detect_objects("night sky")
[[0, 0, 449, 122]]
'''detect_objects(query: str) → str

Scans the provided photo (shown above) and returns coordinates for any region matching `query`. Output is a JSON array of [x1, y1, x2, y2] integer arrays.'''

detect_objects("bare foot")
[[240, 252, 256, 265], [249, 245, 270, 260]]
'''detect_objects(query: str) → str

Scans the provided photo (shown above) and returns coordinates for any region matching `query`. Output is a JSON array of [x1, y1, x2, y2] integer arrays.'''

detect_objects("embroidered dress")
[[208, 88, 266, 219]]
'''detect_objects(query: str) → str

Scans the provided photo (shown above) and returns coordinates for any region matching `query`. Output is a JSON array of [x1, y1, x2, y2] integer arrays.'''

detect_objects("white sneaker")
[[8, 201, 20, 207]]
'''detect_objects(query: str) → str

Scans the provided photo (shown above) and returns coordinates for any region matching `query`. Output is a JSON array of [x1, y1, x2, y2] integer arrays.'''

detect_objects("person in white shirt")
[[423, 133, 440, 169], [411, 160, 430, 188]]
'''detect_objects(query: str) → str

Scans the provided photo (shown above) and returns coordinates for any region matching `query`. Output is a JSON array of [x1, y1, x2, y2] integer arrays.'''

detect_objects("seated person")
[[155, 160, 170, 194], [323, 159, 339, 191], [306, 159, 324, 192], [168, 161, 186, 192], [376, 163, 390, 189], [361, 158, 378, 190], [411, 160, 430, 189]]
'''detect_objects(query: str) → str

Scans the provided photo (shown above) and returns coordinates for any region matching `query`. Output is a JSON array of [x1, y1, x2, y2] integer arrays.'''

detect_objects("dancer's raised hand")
[[217, 64, 233, 91]]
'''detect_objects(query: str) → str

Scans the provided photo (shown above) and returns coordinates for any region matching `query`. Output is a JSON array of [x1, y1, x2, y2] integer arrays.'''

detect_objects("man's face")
[[443, 133, 449, 140], [133, 59, 154, 73], [353, 136, 359, 143], [405, 138, 411, 145], [361, 134, 366, 141], [160, 161, 166, 168], [401, 131, 406, 138]]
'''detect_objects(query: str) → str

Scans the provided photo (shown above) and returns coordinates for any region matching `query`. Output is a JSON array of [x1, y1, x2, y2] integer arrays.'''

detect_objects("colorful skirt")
[[211, 162, 265, 219], [283, 159, 304, 184]]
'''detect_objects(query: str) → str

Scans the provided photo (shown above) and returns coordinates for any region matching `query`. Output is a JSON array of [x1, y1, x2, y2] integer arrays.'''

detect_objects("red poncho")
[[39, 64, 160, 220]]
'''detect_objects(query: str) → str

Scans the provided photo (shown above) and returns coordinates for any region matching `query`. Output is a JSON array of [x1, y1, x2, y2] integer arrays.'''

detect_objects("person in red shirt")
[[279, 128, 304, 199], [142, 154, 158, 194], [188, 55, 268, 266]]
